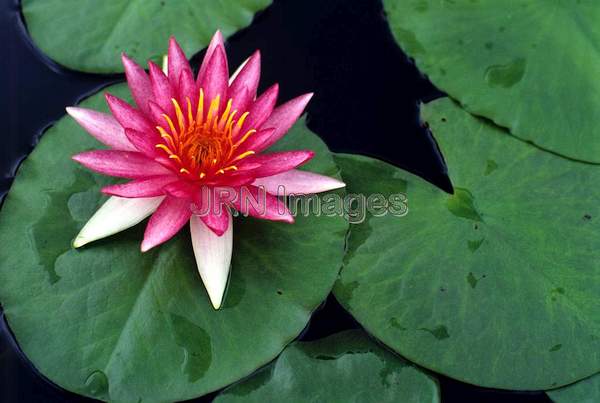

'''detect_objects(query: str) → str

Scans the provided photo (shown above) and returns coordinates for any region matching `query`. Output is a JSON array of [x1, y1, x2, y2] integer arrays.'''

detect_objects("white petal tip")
[[205, 283, 226, 310], [72, 236, 88, 248]]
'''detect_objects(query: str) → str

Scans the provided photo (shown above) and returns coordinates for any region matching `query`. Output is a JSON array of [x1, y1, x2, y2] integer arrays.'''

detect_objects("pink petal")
[[178, 68, 198, 112], [167, 36, 193, 93], [199, 209, 230, 237], [121, 53, 153, 116], [256, 93, 313, 150], [141, 196, 192, 251], [198, 31, 225, 84], [237, 84, 279, 138], [148, 61, 176, 116], [232, 185, 293, 223], [101, 176, 178, 197], [163, 181, 199, 199], [237, 151, 314, 178], [188, 187, 230, 236], [148, 101, 168, 126], [105, 93, 154, 133], [229, 50, 261, 113], [66, 107, 136, 151], [72, 150, 172, 178], [198, 46, 229, 109], [124, 128, 161, 156], [252, 170, 346, 195]]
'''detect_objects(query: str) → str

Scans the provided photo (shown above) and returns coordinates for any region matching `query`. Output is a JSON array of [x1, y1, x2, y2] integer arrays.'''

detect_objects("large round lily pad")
[[0, 83, 347, 402], [333, 98, 600, 390], [214, 330, 440, 403], [547, 373, 600, 403], [22, 0, 272, 73], [383, 0, 600, 163]]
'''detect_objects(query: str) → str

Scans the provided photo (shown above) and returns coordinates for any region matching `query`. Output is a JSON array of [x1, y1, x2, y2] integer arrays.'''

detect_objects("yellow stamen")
[[206, 95, 221, 128], [231, 150, 255, 163], [155, 144, 174, 155], [180, 168, 191, 174], [234, 129, 256, 148], [195, 89, 205, 126], [162, 114, 178, 140], [171, 98, 186, 133], [218, 99, 233, 129]]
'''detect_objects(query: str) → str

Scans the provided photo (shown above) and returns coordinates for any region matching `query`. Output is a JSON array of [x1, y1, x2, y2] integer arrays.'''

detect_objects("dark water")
[[1, 0, 550, 402]]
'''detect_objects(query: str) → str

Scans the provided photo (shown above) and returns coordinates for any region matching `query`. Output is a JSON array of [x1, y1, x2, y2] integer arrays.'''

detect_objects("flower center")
[[155, 89, 256, 179]]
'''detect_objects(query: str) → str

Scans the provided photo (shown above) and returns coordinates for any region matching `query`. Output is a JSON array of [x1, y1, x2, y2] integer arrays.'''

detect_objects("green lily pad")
[[383, 0, 600, 163], [548, 373, 600, 403], [333, 98, 600, 390], [22, 0, 272, 73], [0, 83, 347, 402], [214, 330, 440, 403]]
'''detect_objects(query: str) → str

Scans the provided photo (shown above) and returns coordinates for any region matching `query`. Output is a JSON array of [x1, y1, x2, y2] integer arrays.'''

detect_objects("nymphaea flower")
[[67, 32, 345, 309]]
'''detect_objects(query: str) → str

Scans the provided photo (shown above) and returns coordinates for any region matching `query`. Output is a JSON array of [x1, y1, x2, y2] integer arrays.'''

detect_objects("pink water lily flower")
[[67, 32, 345, 309]]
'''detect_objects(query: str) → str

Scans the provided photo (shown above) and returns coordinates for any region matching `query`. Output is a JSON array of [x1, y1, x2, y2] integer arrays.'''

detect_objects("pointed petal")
[[72, 150, 172, 178], [105, 93, 154, 133], [229, 50, 261, 112], [148, 61, 176, 116], [237, 150, 314, 178], [121, 53, 153, 116], [163, 181, 199, 199], [198, 31, 225, 83], [199, 46, 229, 108], [167, 36, 193, 92], [124, 128, 161, 156], [101, 176, 178, 197], [257, 93, 313, 150], [148, 101, 168, 126], [232, 185, 293, 223], [141, 197, 192, 251], [252, 170, 345, 195], [179, 68, 198, 112], [237, 84, 279, 137], [190, 211, 233, 309], [66, 107, 136, 151], [200, 209, 230, 237], [73, 196, 163, 248]]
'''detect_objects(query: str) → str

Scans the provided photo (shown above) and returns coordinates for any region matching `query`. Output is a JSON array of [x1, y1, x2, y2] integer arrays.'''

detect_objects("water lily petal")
[[200, 209, 230, 237], [178, 68, 198, 112], [232, 185, 294, 223], [199, 46, 229, 109], [124, 128, 162, 156], [72, 150, 172, 178], [238, 84, 279, 138], [229, 50, 261, 112], [198, 31, 225, 84], [66, 107, 136, 151], [163, 181, 198, 199], [148, 61, 176, 116], [238, 150, 314, 178], [141, 196, 192, 252], [252, 170, 346, 195], [73, 196, 164, 248], [167, 36, 193, 93], [101, 176, 178, 198], [190, 211, 233, 309], [256, 93, 313, 150], [121, 53, 153, 116], [105, 93, 154, 133]]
